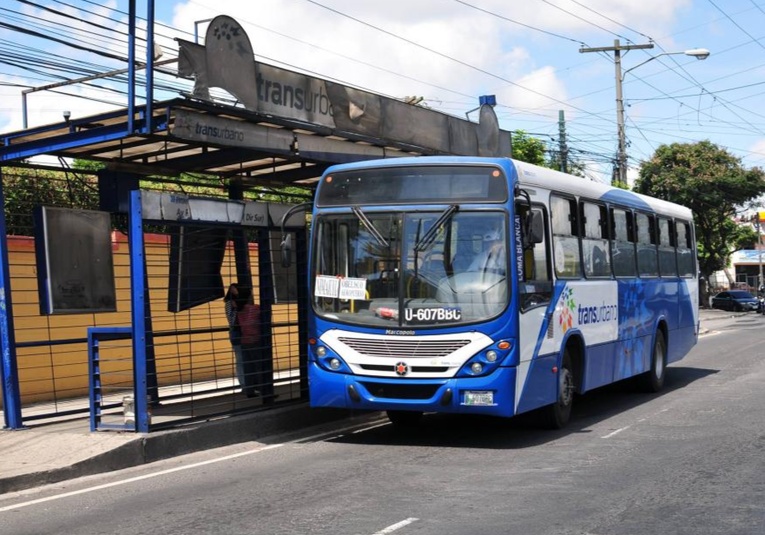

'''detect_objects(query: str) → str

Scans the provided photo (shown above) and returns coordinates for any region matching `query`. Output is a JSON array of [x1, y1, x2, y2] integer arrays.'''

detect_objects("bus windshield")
[[312, 210, 509, 328]]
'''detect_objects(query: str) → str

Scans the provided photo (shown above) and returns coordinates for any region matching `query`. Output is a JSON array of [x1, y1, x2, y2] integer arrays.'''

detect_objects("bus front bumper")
[[308, 362, 517, 417]]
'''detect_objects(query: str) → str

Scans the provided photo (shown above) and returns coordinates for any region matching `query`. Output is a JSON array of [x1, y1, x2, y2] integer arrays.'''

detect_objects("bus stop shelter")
[[0, 11, 510, 432]]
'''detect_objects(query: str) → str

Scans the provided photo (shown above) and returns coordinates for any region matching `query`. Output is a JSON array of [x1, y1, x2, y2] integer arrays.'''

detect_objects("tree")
[[545, 152, 586, 178], [511, 130, 547, 166], [512, 130, 588, 177], [257, 185, 313, 204], [634, 140, 765, 302], [71, 158, 313, 203], [2, 166, 99, 235]]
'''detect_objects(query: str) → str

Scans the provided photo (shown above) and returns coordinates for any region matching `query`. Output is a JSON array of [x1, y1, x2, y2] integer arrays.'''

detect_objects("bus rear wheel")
[[638, 330, 666, 393], [541, 349, 574, 429], [386, 410, 423, 428]]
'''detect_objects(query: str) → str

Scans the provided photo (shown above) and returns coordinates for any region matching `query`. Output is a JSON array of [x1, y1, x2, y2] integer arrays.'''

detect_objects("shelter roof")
[[0, 97, 430, 188]]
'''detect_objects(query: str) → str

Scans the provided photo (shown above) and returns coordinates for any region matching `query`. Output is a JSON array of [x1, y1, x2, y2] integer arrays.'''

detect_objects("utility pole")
[[558, 110, 568, 174], [758, 212, 764, 293], [580, 40, 654, 185]]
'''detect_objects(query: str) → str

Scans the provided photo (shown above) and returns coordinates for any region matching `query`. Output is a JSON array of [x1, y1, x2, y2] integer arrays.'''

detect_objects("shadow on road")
[[330, 366, 718, 450]]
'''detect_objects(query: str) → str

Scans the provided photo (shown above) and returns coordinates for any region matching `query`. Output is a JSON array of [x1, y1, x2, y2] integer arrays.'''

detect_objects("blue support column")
[[88, 329, 101, 432], [0, 169, 23, 429], [128, 190, 150, 432], [256, 228, 275, 399], [127, 0, 136, 134], [295, 227, 310, 400], [145, 0, 155, 133], [228, 182, 252, 285]]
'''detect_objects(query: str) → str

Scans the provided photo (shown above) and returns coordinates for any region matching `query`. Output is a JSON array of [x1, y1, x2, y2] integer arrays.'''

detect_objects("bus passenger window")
[[636, 213, 658, 277], [581, 201, 611, 278], [551, 195, 581, 278], [611, 208, 636, 277], [676, 221, 695, 277], [658, 218, 677, 277], [519, 206, 552, 311]]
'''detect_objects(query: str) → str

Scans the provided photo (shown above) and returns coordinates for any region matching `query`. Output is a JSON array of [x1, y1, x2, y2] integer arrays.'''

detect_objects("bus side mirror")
[[524, 211, 544, 248], [278, 201, 312, 269], [280, 234, 292, 268]]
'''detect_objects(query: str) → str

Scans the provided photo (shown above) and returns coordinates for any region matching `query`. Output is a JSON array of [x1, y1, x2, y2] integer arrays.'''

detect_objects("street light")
[[623, 48, 710, 77], [580, 41, 710, 184]]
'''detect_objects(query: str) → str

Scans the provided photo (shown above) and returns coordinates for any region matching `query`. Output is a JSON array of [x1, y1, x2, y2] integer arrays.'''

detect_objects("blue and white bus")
[[301, 156, 698, 428]]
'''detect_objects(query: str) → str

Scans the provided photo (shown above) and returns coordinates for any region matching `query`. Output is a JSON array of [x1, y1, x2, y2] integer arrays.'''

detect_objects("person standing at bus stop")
[[235, 286, 275, 402], [224, 283, 246, 391]]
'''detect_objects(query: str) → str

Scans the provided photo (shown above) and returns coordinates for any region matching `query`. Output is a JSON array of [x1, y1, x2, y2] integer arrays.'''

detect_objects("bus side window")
[[551, 195, 581, 278], [658, 217, 677, 277], [676, 221, 695, 277], [581, 201, 611, 278], [521, 206, 552, 311], [611, 208, 636, 277], [636, 213, 658, 277]]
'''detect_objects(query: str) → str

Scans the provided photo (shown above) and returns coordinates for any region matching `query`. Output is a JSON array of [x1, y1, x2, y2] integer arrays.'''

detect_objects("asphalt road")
[[1, 313, 763, 535]]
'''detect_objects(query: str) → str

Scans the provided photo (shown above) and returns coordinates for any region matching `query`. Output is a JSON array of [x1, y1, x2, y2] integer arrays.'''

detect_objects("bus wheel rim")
[[655, 340, 665, 378], [560, 367, 574, 406]]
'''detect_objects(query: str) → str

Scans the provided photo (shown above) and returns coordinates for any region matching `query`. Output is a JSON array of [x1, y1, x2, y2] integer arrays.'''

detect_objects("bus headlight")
[[486, 350, 498, 362], [313, 346, 350, 373], [471, 362, 484, 374]]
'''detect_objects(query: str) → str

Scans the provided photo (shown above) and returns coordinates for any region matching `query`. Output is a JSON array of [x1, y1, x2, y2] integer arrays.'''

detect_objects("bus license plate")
[[464, 391, 494, 406]]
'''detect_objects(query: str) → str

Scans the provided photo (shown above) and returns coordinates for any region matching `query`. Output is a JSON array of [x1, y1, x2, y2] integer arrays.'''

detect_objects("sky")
[[1, 0, 765, 184]]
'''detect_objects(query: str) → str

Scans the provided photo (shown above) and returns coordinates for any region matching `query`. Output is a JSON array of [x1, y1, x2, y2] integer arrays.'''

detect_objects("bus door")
[[515, 204, 555, 412]]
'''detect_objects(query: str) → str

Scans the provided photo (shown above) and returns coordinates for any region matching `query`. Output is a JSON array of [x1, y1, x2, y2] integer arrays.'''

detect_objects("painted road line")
[[1, 418, 392, 513], [371, 517, 419, 535], [0, 443, 284, 513], [601, 426, 630, 439]]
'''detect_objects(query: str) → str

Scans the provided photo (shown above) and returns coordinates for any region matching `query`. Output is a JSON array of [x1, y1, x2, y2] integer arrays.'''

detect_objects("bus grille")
[[360, 364, 449, 373], [337, 337, 471, 358], [359, 382, 442, 400]]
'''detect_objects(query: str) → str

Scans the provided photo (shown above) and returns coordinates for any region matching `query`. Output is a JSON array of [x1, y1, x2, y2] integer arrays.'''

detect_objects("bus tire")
[[386, 410, 423, 428], [541, 349, 574, 429], [639, 330, 666, 393]]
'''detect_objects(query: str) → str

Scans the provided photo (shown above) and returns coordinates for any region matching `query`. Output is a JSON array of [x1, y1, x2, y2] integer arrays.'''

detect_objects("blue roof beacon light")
[[466, 95, 497, 121], [479, 95, 497, 107]]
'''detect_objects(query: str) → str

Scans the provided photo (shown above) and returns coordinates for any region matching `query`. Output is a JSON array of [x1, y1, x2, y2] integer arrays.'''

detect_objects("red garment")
[[237, 303, 261, 345]]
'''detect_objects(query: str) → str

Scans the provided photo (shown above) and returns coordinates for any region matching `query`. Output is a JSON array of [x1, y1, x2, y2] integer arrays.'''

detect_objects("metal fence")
[[1, 166, 308, 429]]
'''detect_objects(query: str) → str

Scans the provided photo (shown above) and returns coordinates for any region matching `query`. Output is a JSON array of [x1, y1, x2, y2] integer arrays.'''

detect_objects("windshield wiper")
[[352, 206, 389, 248], [414, 204, 458, 252]]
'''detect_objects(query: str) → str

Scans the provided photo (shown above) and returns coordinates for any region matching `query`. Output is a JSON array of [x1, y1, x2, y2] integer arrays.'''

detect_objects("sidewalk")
[[697, 304, 752, 332], [0, 308, 743, 495]]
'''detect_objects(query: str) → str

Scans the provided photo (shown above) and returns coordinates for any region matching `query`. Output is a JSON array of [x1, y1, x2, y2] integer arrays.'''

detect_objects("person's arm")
[[225, 300, 237, 326]]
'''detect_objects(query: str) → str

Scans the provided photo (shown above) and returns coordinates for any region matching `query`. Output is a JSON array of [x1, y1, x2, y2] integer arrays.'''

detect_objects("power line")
[[566, 0, 653, 42], [708, 0, 765, 51], [301, 0, 601, 119], [453, 0, 587, 45], [537, 0, 633, 41]]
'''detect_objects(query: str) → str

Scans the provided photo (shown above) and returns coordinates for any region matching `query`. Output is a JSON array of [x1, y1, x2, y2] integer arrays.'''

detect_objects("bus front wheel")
[[541, 349, 575, 429], [386, 410, 423, 428], [638, 330, 666, 393]]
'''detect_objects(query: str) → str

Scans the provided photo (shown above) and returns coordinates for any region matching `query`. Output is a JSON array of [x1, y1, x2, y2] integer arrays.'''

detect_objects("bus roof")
[[510, 160, 694, 220], [321, 156, 694, 221]]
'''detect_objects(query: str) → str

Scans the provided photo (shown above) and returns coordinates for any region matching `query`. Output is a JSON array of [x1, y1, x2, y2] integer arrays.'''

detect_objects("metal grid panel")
[[1, 167, 307, 428]]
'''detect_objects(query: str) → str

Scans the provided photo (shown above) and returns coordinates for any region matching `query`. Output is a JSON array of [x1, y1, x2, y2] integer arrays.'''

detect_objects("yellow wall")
[[3, 232, 300, 407]]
